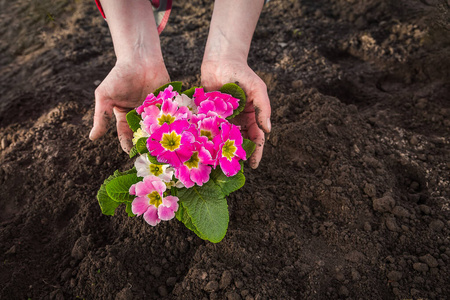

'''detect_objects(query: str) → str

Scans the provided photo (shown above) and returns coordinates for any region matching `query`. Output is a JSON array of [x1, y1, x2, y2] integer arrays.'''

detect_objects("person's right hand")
[[89, 60, 170, 153]]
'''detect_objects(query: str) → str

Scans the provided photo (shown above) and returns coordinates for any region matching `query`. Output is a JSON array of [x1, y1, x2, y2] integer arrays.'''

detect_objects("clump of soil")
[[1, 0, 449, 299]]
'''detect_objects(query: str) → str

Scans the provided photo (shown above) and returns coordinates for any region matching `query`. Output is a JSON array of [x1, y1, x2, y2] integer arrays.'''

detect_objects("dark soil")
[[1, 0, 449, 299]]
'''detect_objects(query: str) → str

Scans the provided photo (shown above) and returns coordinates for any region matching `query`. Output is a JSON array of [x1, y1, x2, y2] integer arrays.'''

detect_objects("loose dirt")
[[1, 0, 449, 299]]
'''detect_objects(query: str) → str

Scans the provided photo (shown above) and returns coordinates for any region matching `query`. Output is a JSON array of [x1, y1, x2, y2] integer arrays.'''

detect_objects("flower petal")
[[152, 179, 167, 195], [131, 196, 150, 216], [235, 146, 247, 160], [175, 165, 195, 188], [143, 205, 160, 226], [229, 124, 243, 145], [129, 184, 136, 196], [162, 195, 179, 209], [134, 180, 150, 196], [190, 164, 211, 186], [135, 155, 151, 178], [219, 156, 241, 177]]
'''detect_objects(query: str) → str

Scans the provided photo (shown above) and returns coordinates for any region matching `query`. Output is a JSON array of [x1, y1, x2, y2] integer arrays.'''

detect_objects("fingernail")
[[121, 138, 133, 154], [89, 129, 94, 140], [266, 118, 271, 132], [250, 159, 259, 169]]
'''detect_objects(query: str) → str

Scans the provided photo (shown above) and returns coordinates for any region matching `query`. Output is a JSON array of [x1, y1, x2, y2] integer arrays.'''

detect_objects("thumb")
[[90, 89, 113, 140]]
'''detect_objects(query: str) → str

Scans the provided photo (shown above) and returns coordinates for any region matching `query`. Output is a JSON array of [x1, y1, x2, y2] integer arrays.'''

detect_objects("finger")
[[249, 80, 271, 134], [247, 124, 265, 169], [113, 107, 134, 154], [90, 88, 113, 140]]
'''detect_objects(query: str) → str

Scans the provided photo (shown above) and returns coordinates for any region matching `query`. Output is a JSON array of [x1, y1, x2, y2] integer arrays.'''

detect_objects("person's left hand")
[[201, 58, 271, 169]]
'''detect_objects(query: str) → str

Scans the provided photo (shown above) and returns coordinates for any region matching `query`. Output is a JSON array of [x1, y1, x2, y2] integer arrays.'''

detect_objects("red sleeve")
[[94, 0, 106, 19]]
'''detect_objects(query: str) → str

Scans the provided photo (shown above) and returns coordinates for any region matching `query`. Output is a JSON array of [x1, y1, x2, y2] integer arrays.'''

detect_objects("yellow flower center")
[[158, 114, 176, 126], [149, 164, 163, 176], [200, 130, 213, 141], [148, 191, 162, 207], [222, 140, 237, 161], [184, 152, 199, 169], [160, 131, 181, 151]]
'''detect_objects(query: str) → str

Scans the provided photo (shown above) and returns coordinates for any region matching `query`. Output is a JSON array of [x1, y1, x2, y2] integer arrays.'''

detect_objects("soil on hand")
[[1, 0, 449, 299]]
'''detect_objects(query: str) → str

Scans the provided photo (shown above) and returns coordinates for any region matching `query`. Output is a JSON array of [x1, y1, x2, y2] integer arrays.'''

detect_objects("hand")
[[89, 60, 170, 153], [201, 59, 271, 169]]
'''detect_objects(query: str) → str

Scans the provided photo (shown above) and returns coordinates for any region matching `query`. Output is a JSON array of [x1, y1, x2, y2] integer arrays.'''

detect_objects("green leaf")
[[125, 202, 135, 217], [129, 146, 139, 158], [176, 202, 206, 239], [97, 168, 137, 216], [220, 83, 247, 120], [97, 181, 121, 216], [154, 81, 183, 95], [182, 86, 199, 98], [242, 139, 256, 160], [106, 173, 139, 202], [136, 137, 149, 154], [210, 168, 245, 196], [146, 153, 164, 164], [126, 110, 141, 132], [178, 181, 229, 243]]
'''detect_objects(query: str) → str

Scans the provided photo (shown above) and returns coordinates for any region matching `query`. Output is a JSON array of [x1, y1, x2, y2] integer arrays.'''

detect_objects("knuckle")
[[255, 78, 267, 90], [94, 87, 103, 101]]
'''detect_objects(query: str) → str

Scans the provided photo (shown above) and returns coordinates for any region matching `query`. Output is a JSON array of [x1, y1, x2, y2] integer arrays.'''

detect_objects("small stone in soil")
[[387, 270, 402, 282], [71, 236, 90, 260], [419, 254, 438, 268], [339, 286, 349, 296], [418, 205, 431, 215], [364, 183, 377, 197], [150, 266, 162, 277], [410, 136, 419, 145], [429, 220, 444, 232], [373, 195, 395, 212], [220, 270, 233, 289], [1, 137, 8, 150], [204, 281, 219, 293], [351, 269, 361, 281], [386, 217, 401, 232], [115, 288, 133, 300], [413, 262, 429, 272], [392, 206, 410, 218], [158, 285, 168, 297], [166, 277, 177, 286]]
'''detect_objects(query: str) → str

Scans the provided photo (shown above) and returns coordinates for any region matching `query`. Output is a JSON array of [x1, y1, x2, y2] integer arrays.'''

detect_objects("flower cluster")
[[129, 85, 247, 226]]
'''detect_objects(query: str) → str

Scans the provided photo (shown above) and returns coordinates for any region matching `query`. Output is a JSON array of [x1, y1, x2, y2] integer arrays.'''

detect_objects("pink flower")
[[174, 142, 214, 188], [213, 122, 247, 177], [193, 88, 239, 119], [195, 115, 226, 160], [141, 98, 191, 135], [136, 85, 179, 115], [197, 115, 225, 141], [130, 176, 179, 226], [147, 120, 195, 167]]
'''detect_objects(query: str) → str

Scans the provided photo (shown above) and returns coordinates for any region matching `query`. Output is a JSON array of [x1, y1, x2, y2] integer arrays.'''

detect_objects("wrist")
[[203, 0, 263, 66], [102, 0, 163, 63], [115, 44, 165, 69], [203, 39, 248, 65]]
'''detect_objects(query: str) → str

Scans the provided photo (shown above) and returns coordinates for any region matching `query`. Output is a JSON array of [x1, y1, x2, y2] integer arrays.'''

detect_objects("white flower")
[[135, 155, 173, 182], [174, 94, 198, 113], [132, 127, 150, 145]]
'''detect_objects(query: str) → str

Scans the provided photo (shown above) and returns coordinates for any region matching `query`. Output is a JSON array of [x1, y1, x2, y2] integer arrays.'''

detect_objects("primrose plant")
[[97, 82, 255, 243]]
